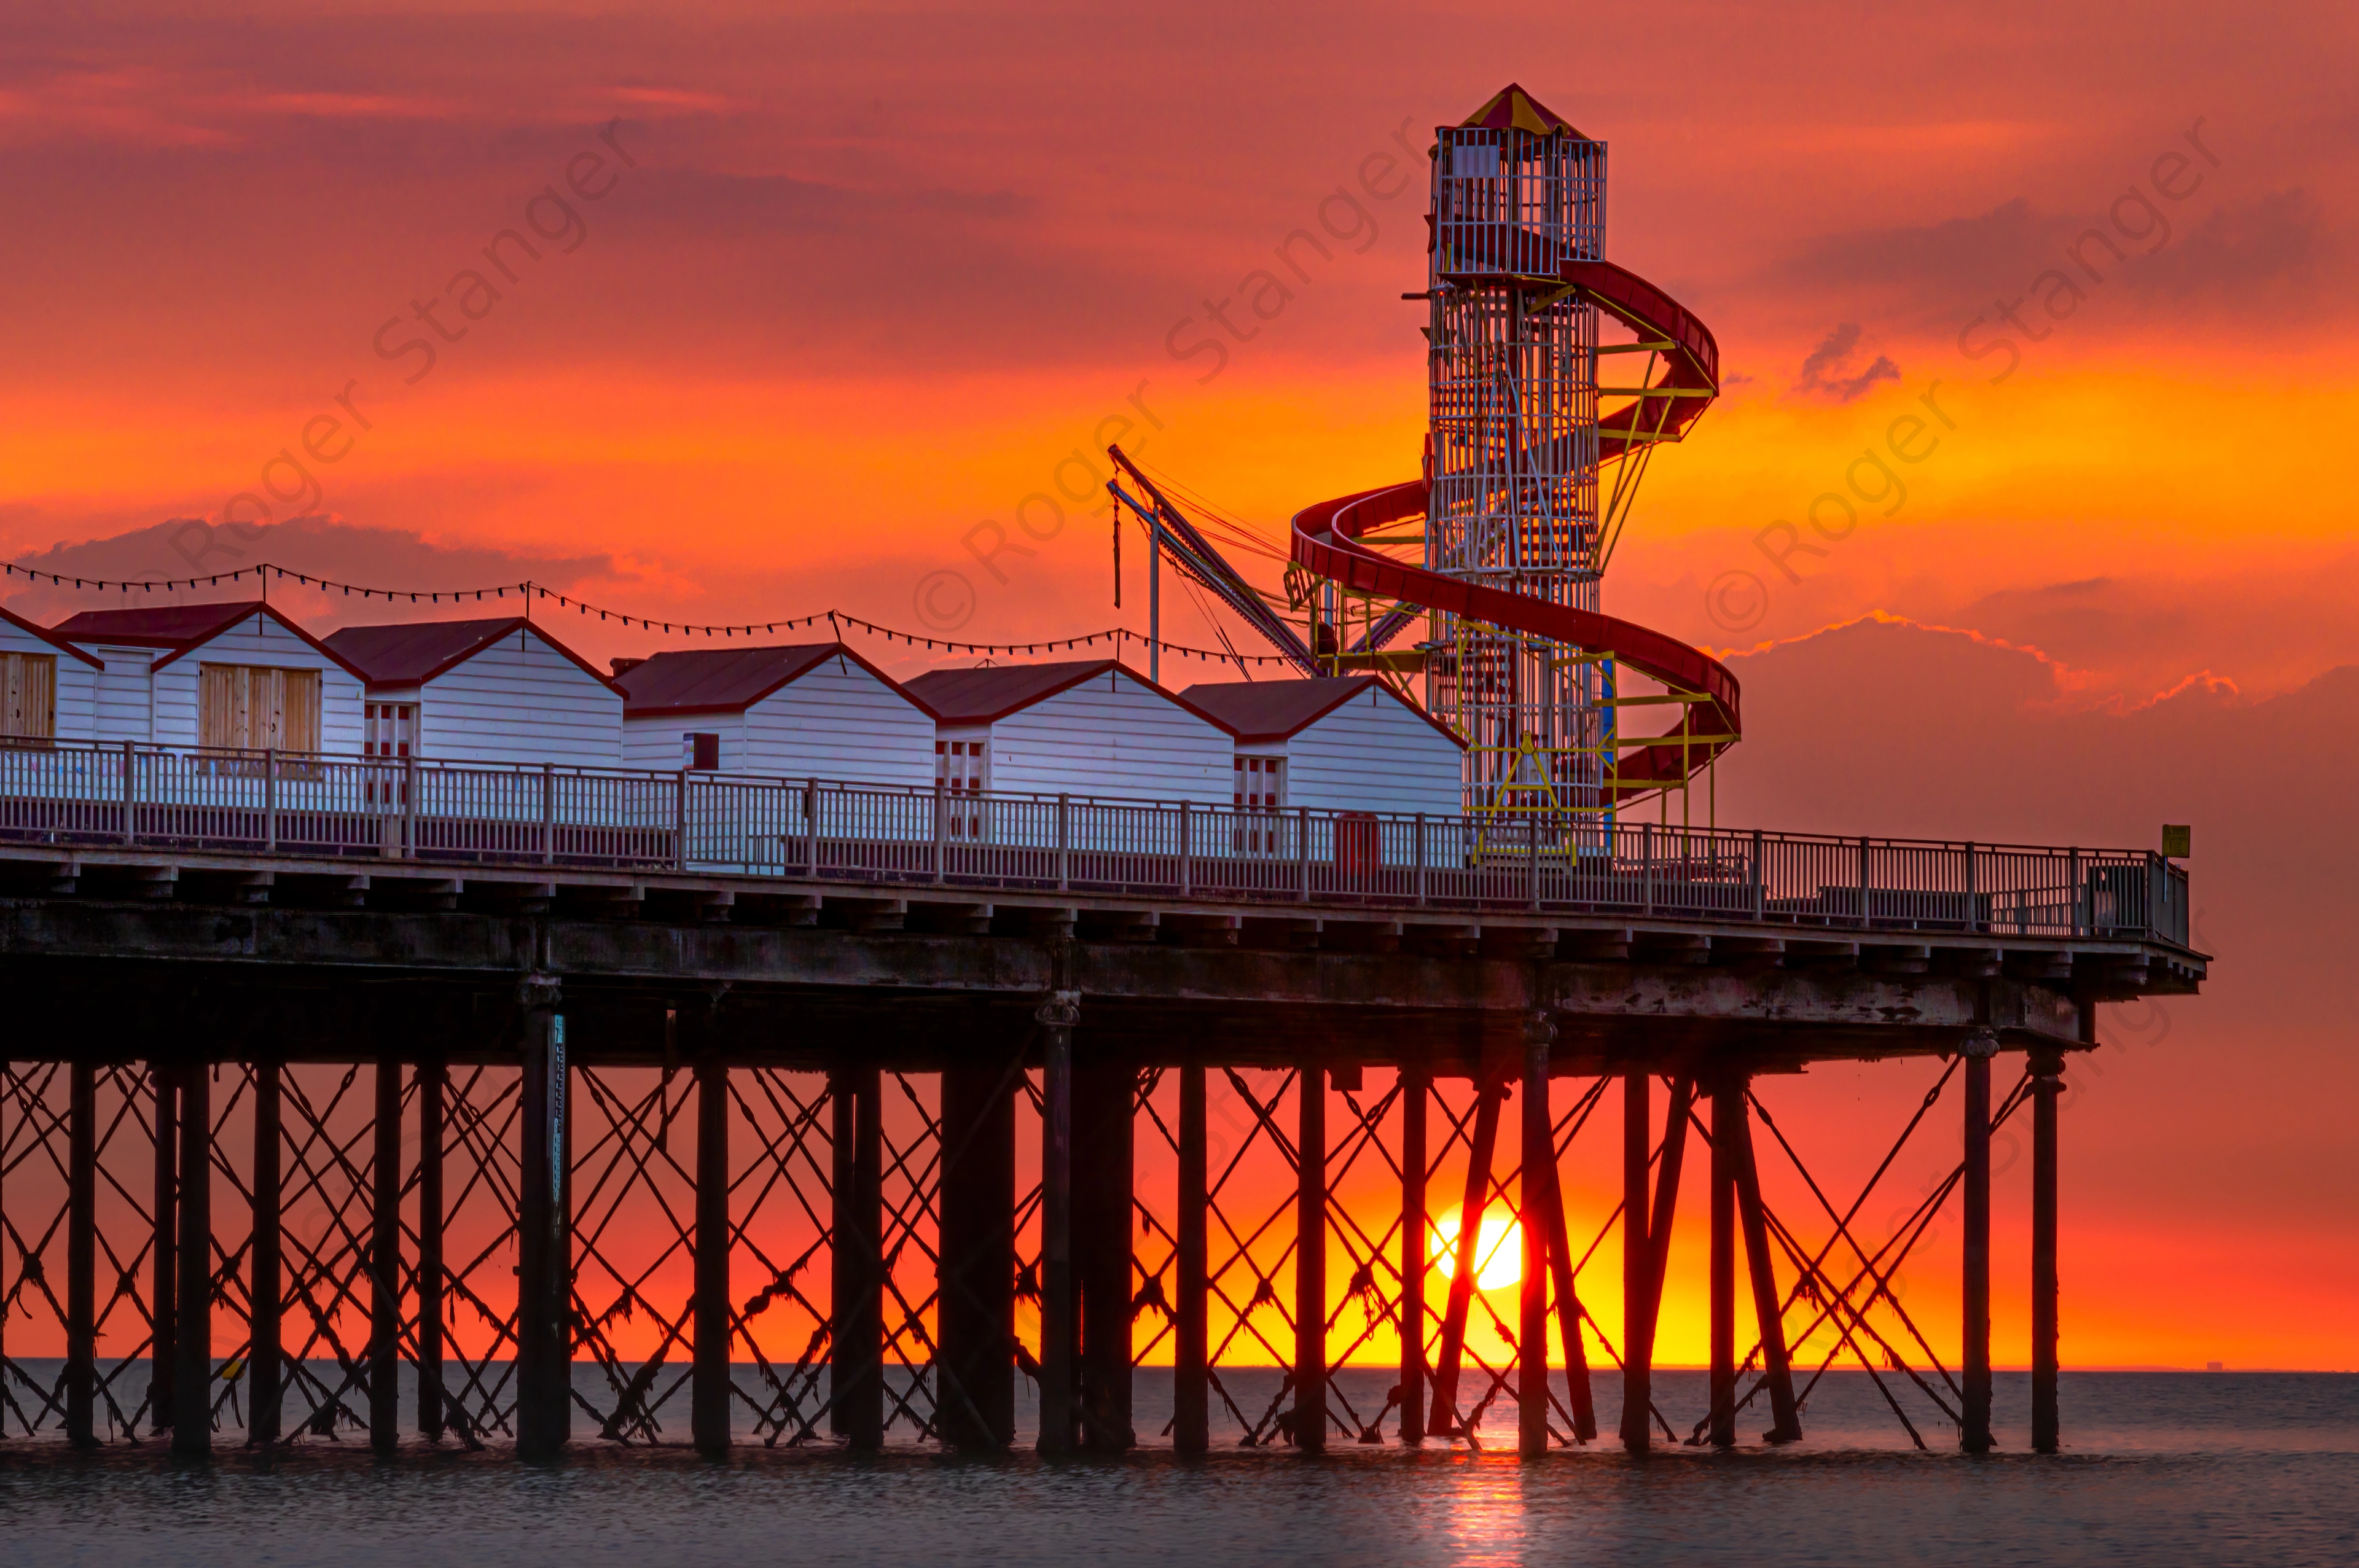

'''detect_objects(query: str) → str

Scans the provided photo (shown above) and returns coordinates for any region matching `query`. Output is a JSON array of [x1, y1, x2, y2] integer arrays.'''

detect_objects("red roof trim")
[[0, 604, 104, 668], [326, 616, 622, 695], [105, 602, 375, 682], [1194, 676, 1468, 750], [354, 617, 526, 690], [909, 658, 1237, 730], [621, 642, 920, 719]]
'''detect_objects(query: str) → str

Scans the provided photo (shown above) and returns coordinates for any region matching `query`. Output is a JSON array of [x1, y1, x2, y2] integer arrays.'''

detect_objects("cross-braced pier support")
[[0, 887, 2173, 1464]]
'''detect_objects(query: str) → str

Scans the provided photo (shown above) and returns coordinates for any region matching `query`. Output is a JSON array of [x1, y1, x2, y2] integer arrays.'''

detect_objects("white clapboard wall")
[[0, 617, 101, 743], [964, 668, 1233, 804], [411, 626, 624, 768], [1278, 684, 1465, 817], [623, 655, 934, 786], [141, 613, 366, 753]]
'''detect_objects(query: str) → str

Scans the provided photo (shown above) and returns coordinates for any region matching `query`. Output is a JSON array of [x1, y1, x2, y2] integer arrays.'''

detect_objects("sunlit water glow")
[[4, 1371, 2353, 1566]]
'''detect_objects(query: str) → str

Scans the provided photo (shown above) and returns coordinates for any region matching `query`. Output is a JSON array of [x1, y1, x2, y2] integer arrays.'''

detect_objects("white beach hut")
[[50, 601, 366, 752], [611, 642, 934, 786], [320, 617, 624, 768], [900, 660, 1233, 805], [0, 605, 105, 745], [1180, 676, 1467, 817]]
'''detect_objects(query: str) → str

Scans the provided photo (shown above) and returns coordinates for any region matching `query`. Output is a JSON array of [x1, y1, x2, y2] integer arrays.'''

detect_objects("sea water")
[[3, 1367, 2353, 1566]]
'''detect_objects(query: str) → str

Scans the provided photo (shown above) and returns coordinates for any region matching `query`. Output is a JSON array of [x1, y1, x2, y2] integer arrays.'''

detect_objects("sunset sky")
[[3, 1, 2353, 1370]]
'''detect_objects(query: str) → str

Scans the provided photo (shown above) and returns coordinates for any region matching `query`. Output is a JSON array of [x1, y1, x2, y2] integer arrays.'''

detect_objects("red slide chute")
[[1289, 258, 1739, 805]]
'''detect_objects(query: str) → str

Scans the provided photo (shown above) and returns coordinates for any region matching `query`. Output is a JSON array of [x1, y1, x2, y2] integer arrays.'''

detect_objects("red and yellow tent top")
[[1459, 82, 1584, 139]]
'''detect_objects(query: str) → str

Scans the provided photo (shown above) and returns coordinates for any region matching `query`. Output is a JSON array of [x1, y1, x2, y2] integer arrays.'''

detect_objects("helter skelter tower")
[[1423, 87, 1614, 826]]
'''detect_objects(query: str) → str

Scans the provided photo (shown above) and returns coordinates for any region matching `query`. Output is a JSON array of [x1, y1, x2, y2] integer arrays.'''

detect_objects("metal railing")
[[0, 739, 2192, 945]]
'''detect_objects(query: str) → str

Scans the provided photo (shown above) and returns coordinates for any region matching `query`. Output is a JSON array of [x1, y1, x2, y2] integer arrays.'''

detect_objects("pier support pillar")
[[1962, 1032, 1996, 1453], [65, 1060, 94, 1448], [1517, 1018, 1551, 1458], [172, 1057, 211, 1457], [2032, 1041, 2067, 1453], [830, 1062, 883, 1451], [1732, 1088, 1801, 1443], [1075, 1051, 1134, 1452], [1173, 1062, 1209, 1456], [1621, 1071, 1651, 1453], [692, 1051, 732, 1456], [1428, 1072, 1502, 1438], [250, 1060, 283, 1446], [1645, 1077, 1695, 1443], [1397, 1066, 1428, 1444], [1294, 1060, 1326, 1453], [1541, 1120, 1596, 1440], [370, 1053, 402, 1452], [1708, 1077, 1738, 1448], [937, 1056, 1016, 1450], [516, 977, 571, 1460], [416, 1056, 445, 1443], [149, 1062, 178, 1436], [1036, 991, 1079, 1454]]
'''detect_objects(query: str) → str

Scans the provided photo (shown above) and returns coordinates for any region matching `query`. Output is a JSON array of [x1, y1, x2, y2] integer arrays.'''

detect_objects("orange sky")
[[2, 1, 2353, 1370]]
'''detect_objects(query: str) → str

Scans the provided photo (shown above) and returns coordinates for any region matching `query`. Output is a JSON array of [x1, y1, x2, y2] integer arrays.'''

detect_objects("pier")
[[0, 746, 2202, 1459]]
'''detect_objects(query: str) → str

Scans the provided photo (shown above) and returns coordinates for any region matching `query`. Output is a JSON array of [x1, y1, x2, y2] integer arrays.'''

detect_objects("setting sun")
[[1429, 1209, 1524, 1291]]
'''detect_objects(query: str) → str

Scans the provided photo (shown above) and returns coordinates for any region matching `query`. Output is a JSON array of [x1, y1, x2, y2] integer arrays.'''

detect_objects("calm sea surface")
[[4, 1368, 2354, 1566]]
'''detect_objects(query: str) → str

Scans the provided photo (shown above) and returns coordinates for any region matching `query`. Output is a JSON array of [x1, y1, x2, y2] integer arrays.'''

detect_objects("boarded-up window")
[[200, 664, 321, 752], [1, 653, 56, 739]]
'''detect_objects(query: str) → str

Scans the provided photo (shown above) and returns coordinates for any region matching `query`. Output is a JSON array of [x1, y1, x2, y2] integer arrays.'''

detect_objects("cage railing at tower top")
[[0, 738, 2191, 946]]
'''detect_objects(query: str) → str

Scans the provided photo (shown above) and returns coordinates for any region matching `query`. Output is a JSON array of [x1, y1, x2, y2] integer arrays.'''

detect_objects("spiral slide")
[[1289, 258, 1740, 805]]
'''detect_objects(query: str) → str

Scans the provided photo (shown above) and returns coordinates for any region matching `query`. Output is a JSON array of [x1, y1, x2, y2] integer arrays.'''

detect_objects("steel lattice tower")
[[1423, 95, 1611, 830]]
